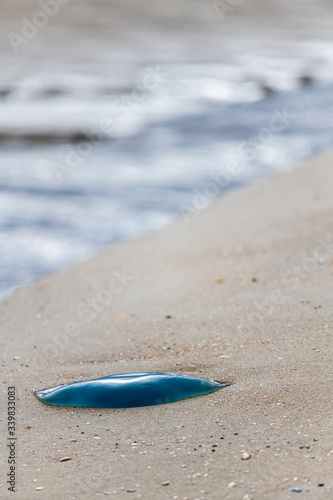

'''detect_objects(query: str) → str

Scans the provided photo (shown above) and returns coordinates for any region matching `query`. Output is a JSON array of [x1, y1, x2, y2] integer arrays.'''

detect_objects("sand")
[[1, 150, 333, 499]]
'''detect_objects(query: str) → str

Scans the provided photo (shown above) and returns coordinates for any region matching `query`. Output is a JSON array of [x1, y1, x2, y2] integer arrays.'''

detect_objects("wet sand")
[[1, 149, 333, 498]]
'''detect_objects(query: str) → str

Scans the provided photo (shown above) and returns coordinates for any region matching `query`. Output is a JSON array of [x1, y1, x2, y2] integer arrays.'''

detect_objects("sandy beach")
[[1, 149, 332, 499]]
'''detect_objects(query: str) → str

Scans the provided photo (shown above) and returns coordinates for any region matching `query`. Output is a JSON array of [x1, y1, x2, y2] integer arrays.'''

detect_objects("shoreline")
[[2, 0, 333, 301], [1, 149, 333, 499]]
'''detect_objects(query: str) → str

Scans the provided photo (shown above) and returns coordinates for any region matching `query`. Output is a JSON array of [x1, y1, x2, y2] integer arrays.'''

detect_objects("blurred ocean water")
[[1, 0, 333, 299]]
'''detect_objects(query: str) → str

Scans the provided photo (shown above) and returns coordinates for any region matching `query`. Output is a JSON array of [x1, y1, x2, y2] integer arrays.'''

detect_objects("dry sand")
[[1, 150, 333, 499]]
